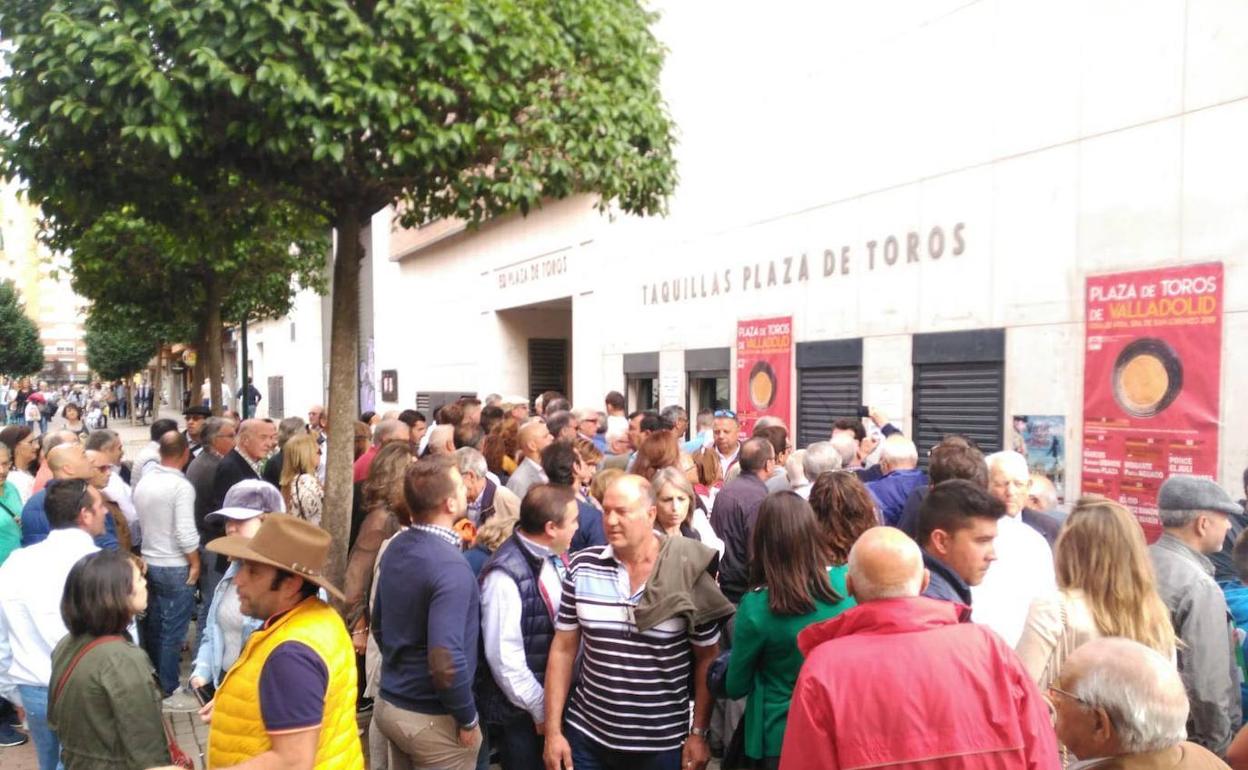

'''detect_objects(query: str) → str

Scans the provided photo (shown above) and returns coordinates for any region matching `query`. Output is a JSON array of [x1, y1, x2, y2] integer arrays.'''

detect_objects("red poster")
[[1082, 263, 1223, 540], [736, 316, 793, 436]]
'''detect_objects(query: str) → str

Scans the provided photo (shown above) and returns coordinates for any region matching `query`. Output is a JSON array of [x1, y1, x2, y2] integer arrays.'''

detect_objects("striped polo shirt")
[[556, 543, 720, 752]]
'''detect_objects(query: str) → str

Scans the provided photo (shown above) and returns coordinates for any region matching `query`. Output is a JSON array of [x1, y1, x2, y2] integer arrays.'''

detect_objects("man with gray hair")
[[84, 428, 137, 538], [573, 407, 605, 452], [797, 441, 842, 500], [865, 434, 927, 526], [780, 527, 1057, 769], [829, 431, 858, 469], [660, 404, 687, 433], [971, 450, 1055, 646], [1053, 636, 1226, 768], [352, 417, 410, 483], [455, 447, 519, 526], [1150, 475, 1242, 756]]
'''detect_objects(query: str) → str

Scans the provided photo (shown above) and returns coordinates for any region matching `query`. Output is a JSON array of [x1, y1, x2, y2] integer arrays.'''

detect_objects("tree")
[[62, 186, 328, 415], [82, 303, 166, 381], [1, 0, 678, 584], [0, 280, 44, 377]]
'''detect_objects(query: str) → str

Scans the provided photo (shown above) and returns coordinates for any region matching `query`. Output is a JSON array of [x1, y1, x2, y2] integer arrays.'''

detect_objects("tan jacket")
[[1085, 742, 1230, 769], [493, 483, 520, 522]]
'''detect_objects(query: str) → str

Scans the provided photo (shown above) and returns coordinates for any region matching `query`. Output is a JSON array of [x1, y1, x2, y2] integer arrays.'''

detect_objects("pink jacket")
[[779, 597, 1059, 770]]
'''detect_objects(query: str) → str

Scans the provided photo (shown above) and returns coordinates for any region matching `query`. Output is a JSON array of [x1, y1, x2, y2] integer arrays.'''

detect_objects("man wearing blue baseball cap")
[[1150, 474, 1243, 757]]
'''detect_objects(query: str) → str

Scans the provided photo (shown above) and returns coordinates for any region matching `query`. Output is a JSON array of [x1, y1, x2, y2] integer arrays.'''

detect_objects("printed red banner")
[[736, 316, 793, 437], [1081, 263, 1223, 540]]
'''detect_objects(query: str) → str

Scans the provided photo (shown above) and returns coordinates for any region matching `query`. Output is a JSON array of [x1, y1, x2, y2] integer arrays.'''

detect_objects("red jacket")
[[779, 597, 1058, 770]]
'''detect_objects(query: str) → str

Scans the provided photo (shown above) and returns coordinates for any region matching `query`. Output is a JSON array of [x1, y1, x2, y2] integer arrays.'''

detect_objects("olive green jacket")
[[48, 634, 171, 770]]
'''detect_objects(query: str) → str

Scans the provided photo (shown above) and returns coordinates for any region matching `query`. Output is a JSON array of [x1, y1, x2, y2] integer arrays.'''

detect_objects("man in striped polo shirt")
[[543, 474, 720, 770]]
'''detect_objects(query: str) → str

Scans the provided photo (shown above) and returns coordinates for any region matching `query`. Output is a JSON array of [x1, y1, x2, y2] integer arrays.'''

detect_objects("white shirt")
[[130, 441, 160, 490], [691, 508, 724, 557], [135, 464, 199, 566], [8, 470, 34, 505], [103, 470, 139, 532], [970, 513, 1055, 646], [0, 528, 99, 702], [480, 533, 564, 723]]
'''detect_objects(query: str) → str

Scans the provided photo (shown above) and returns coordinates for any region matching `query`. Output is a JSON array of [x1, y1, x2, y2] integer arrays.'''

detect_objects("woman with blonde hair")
[[650, 466, 699, 540], [1016, 495, 1177, 687], [279, 433, 322, 526], [465, 503, 520, 576]]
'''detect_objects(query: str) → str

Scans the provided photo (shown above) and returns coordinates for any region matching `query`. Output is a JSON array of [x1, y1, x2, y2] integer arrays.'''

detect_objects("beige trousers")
[[374, 698, 479, 770]]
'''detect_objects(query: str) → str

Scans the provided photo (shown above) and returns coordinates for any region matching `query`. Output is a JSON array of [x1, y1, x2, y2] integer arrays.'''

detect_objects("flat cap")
[[1158, 475, 1242, 517]]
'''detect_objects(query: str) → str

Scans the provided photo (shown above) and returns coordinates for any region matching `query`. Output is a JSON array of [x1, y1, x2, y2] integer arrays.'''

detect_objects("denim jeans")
[[565, 724, 682, 770], [495, 711, 544, 770], [143, 564, 196, 695], [16, 685, 62, 770]]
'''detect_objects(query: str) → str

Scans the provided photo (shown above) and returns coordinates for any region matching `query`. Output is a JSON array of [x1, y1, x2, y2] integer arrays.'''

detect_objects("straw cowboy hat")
[[207, 513, 344, 602]]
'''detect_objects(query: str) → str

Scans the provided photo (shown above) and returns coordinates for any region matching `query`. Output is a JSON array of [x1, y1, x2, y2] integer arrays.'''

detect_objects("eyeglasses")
[[1047, 685, 1090, 708], [713, 409, 737, 419]]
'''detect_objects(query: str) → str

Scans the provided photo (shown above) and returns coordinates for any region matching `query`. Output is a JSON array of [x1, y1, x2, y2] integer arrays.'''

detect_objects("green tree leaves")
[[83, 304, 163, 381], [1, 0, 677, 583], [0, 281, 45, 378]]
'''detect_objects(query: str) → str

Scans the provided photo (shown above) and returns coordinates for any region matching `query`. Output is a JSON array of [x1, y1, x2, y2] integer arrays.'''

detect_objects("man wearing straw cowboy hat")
[[200, 514, 364, 769]]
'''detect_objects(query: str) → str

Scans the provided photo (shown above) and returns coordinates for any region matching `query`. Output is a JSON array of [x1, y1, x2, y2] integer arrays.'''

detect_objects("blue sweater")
[[373, 528, 480, 727], [867, 468, 929, 527], [20, 489, 119, 550]]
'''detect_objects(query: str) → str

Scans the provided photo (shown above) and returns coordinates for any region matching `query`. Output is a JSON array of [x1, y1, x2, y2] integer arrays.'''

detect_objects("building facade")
[[0, 180, 90, 382], [259, 1, 1248, 506]]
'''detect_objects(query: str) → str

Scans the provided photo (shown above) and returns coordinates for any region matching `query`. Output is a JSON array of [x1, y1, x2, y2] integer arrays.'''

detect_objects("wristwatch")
[[689, 726, 710, 738]]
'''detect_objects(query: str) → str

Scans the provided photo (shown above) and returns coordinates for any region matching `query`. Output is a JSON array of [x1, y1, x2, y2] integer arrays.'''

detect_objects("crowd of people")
[[0, 387, 1246, 769], [0, 377, 158, 432]]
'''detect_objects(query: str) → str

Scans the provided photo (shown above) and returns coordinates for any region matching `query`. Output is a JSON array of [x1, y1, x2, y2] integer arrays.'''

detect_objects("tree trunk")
[[324, 211, 362, 592], [204, 271, 225, 416]]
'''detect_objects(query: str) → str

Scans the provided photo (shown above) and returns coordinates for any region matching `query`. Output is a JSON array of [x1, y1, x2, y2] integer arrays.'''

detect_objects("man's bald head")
[[1056, 637, 1188, 756], [48, 443, 92, 480], [846, 526, 925, 602], [518, 419, 553, 459]]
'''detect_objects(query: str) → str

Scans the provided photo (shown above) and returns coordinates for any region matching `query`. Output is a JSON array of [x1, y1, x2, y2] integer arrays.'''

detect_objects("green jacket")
[[49, 634, 171, 770], [725, 565, 855, 759], [0, 481, 20, 567]]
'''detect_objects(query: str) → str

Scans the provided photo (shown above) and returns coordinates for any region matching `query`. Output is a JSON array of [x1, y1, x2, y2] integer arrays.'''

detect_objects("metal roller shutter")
[[912, 362, 1003, 461], [796, 367, 862, 449], [528, 339, 568, 403]]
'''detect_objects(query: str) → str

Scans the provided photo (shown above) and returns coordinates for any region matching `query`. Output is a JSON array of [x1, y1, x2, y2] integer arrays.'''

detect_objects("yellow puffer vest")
[[207, 597, 363, 769]]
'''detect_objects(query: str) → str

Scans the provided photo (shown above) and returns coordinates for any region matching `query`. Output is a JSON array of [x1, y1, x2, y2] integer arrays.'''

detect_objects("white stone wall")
[[243, 287, 325, 420], [363, 0, 1248, 493]]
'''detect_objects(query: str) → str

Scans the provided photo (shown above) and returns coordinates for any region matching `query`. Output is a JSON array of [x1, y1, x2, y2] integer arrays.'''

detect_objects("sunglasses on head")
[[713, 409, 737, 419]]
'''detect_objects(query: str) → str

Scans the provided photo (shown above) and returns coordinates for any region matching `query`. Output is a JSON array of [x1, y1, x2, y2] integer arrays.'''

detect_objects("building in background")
[[0, 179, 90, 383], [252, 1, 1248, 515]]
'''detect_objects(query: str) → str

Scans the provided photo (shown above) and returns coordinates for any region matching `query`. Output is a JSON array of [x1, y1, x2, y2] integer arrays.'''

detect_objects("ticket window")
[[688, 374, 730, 429], [623, 352, 660, 413], [627, 375, 657, 412], [684, 348, 732, 441]]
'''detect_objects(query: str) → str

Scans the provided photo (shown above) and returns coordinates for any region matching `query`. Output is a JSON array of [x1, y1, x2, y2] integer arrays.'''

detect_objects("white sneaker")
[[162, 689, 201, 712]]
